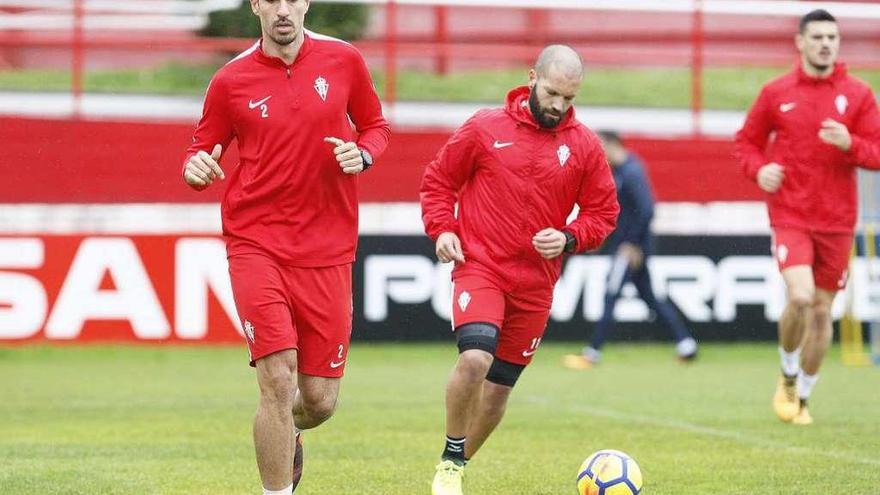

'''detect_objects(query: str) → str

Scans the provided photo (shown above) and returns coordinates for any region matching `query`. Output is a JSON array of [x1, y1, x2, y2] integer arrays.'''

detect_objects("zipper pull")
[[286, 68, 291, 79]]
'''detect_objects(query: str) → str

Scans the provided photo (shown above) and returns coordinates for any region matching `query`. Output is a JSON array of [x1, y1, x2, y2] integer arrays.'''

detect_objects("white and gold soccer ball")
[[576, 449, 643, 495]]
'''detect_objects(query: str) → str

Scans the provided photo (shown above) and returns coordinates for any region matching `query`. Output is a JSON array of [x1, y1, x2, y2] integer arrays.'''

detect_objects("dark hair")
[[597, 129, 622, 146], [799, 9, 836, 33]]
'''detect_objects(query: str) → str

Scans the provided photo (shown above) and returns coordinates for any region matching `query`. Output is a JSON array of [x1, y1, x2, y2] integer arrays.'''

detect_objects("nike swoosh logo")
[[779, 102, 796, 113], [330, 360, 346, 369], [493, 141, 514, 149], [249, 96, 272, 109], [522, 349, 538, 357]]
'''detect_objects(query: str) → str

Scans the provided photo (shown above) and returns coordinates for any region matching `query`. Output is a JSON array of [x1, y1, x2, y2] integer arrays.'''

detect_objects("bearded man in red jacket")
[[421, 45, 619, 495], [735, 9, 880, 426], [182, 1, 390, 493]]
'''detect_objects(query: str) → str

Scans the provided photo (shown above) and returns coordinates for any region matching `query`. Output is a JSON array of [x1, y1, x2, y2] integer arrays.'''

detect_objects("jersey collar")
[[795, 61, 847, 84], [253, 31, 313, 69]]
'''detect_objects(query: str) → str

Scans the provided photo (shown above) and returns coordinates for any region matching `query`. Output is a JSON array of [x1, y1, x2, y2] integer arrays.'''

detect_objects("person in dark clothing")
[[564, 130, 698, 369]]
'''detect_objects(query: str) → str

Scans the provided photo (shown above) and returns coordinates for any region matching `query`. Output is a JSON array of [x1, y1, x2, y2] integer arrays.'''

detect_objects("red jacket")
[[186, 32, 390, 266], [420, 86, 619, 302], [734, 63, 880, 233]]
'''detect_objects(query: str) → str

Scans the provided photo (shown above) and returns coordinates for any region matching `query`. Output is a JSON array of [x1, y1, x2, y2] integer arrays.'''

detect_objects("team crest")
[[243, 319, 255, 342], [458, 291, 472, 312], [835, 94, 848, 115], [314, 76, 329, 101], [776, 244, 788, 264], [557, 144, 571, 167]]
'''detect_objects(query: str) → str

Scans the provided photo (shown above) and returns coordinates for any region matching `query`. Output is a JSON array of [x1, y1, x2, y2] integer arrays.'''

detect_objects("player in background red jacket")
[[735, 9, 880, 426], [421, 45, 619, 495], [182, 1, 390, 493]]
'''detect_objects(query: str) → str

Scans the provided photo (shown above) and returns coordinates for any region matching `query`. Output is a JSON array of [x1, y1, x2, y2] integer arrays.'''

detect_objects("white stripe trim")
[[0, 204, 222, 234], [0, 93, 746, 137], [315, 0, 880, 18], [449, 281, 456, 330], [304, 28, 353, 46], [0, 14, 207, 30], [0, 202, 772, 235], [226, 40, 260, 65], [4, 0, 880, 19], [0, 0, 242, 14], [566, 403, 880, 467]]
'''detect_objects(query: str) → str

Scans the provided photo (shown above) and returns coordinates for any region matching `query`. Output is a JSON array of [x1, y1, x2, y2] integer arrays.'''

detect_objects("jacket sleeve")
[[734, 86, 774, 181], [565, 144, 620, 253], [847, 89, 880, 170], [420, 114, 481, 241], [615, 163, 655, 245], [348, 49, 391, 160], [184, 74, 236, 189]]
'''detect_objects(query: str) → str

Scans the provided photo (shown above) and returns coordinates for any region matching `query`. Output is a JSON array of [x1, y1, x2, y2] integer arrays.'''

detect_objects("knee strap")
[[485, 357, 525, 387], [455, 322, 499, 355]]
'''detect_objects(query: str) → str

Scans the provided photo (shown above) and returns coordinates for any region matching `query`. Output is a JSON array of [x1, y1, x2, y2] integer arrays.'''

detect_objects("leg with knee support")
[[444, 323, 500, 451], [485, 357, 526, 387], [456, 322, 499, 355], [461, 359, 523, 459]]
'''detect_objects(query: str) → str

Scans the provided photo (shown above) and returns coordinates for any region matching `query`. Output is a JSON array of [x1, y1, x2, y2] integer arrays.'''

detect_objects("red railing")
[[691, 0, 704, 136], [71, 0, 84, 118], [384, 0, 398, 106], [3, 1, 880, 134]]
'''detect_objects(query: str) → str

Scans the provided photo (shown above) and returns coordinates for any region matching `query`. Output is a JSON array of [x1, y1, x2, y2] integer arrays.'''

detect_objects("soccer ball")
[[576, 449, 642, 495]]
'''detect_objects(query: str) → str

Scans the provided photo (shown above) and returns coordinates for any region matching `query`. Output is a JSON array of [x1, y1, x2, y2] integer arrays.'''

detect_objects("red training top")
[[420, 86, 619, 302], [186, 31, 391, 266], [735, 63, 880, 233]]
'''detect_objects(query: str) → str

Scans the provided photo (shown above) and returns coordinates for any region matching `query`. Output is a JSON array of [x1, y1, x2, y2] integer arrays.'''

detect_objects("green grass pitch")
[[1, 343, 878, 494]]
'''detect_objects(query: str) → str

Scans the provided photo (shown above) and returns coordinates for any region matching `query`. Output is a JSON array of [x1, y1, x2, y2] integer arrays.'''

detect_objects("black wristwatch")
[[563, 230, 577, 254], [359, 149, 374, 170]]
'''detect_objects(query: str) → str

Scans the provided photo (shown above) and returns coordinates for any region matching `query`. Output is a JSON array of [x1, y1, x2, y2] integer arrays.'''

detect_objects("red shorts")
[[771, 228, 853, 291], [451, 273, 551, 366], [228, 253, 352, 376]]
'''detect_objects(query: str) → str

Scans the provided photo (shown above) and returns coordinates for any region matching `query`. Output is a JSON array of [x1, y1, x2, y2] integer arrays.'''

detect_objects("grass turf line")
[[0, 343, 878, 494]]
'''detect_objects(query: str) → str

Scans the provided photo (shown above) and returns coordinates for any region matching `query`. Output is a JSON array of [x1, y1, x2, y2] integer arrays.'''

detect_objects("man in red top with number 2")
[[182, 1, 390, 493], [421, 45, 619, 495], [735, 9, 880, 426]]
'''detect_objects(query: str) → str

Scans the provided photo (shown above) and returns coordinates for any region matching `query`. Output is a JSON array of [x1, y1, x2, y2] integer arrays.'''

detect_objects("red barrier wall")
[[0, 117, 762, 203]]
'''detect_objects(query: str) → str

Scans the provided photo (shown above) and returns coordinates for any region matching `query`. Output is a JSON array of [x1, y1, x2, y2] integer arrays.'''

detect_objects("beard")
[[269, 23, 297, 46], [807, 51, 834, 72], [529, 89, 562, 129], [808, 60, 830, 72]]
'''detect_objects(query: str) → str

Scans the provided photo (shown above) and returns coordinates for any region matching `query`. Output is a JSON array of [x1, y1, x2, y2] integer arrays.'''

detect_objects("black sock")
[[442, 436, 466, 465], [799, 398, 808, 408]]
